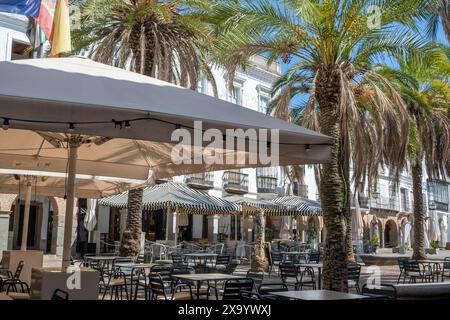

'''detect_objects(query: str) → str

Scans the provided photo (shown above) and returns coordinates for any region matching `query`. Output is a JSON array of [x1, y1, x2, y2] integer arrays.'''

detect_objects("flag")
[[0, 0, 41, 17], [36, 0, 71, 56]]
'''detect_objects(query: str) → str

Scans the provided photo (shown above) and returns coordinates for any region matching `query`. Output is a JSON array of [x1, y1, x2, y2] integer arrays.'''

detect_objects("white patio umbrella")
[[352, 192, 364, 253], [84, 199, 97, 232], [0, 57, 333, 267], [429, 210, 441, 242]]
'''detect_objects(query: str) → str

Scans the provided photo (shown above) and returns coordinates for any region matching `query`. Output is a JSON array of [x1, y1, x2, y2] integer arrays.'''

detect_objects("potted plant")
[[368, 235, 379, 253], [392, 245, 400, 253], [426, 240, 440, 254], [307, 225, 318, 249]]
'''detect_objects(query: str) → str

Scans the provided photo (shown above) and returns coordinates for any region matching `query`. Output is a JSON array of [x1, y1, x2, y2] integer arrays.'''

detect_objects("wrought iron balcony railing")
[[257, 176, 278, 194], [184, 172, 214, 190], [222, 171, 249, 194]]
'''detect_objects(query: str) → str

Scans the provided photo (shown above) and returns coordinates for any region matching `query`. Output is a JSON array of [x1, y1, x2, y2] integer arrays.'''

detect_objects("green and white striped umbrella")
[[99, 182, 239, 215], [271, 196, 322, 216]]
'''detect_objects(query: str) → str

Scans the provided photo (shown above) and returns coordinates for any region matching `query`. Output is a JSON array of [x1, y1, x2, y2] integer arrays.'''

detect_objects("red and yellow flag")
[[37, 0, 71, 56]]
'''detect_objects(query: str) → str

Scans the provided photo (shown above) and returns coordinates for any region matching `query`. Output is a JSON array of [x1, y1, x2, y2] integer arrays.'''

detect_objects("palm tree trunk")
[[440, 0, 450, 43], [315, 66, 348, 292], [119, 188, 144, 258], [251, 210, 268, 272], [412, 158, 427, 260], [342, 152, 355, 263]]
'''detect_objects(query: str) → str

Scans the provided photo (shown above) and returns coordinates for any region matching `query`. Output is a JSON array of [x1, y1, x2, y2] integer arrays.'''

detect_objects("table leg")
[[197, 280, 201, 300], [318, 267, 322, 290]]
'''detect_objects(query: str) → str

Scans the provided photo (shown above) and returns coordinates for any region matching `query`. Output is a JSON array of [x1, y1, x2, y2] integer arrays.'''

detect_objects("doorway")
[[16, 204, 38, 249]]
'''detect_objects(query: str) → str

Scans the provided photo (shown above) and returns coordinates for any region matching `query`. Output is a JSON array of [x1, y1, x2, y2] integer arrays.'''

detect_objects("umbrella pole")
[[235, 215, 238, 241], [20, 178, 32, 251], [174, 212, 178, 246], [62, 140, 79, 269]]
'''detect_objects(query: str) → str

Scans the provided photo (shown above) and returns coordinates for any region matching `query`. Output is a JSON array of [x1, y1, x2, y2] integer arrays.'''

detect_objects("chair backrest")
[[222, 278, 254, 300], [114, 257, 134, 265], [170, 253, 185, 266], [246, 270, 264, 287], [240, 290, 261, 301], [224, 260, 239, 274], [279, 262, 298, 280], [361, 283, 397, 300], [271, 251, 282, 263], [443, 257, 450, 271], [149, 273, 168, 300], [257, 283, 289, 295], [397, 257, 408, 270], [347, 263, 361, 281], [216, 255, 231, 266], [404, 260, 421, 273], [52, 289, 69, 300], [13, 261, 25, 280], [150, 264, 173, 282], [308, 251, 320, 263]]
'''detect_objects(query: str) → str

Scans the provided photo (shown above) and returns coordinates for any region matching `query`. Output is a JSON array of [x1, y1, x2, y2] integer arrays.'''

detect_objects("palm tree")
[[426, 0, 450, 43], [207, 0, 432, 291], [378, 46, 450, 259], [74, 0, 217, 257]]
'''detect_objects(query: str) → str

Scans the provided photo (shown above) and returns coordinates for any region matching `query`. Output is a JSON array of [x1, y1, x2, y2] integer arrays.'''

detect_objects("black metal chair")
[[0, 260, 25, 292], [347, 263, 361, 293], [279, 262, 301, 290], [246, 270, 264, 289], [397, 257, 409, 284], [404, 260, 433, 283], [171, 253, 187, 268], [240, 290, 261, 300], [307, 251, 320, 264], [223, 259, 239, 274], [257, 283, 289, 300], [101, 266, 128, 300], [51, 289, 69, 300], [222, 278, 254, 300], [269, 251, 282, 276], [442, 257, 450, 282], [149, 272, 192, 300], [361, 283, 397, 300], [213, 255, 231, 272], [299, 265, 316, 290]]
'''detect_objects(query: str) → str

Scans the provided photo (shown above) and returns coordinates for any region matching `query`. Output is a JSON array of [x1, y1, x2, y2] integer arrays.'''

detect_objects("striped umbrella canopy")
[[224, 195, 295, 216], [271, 196, 322, 216], [99, 182, 239, 215]]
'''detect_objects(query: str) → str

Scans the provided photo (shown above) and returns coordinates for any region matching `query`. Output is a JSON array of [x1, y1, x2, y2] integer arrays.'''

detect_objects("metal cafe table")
[[182, 253, 218, 271], [268, 289, 368, 300], [171, 273, 246, 300], [114, 263, 156, 300], [280, 251, 308, 263], [297, 262, 323, 289]]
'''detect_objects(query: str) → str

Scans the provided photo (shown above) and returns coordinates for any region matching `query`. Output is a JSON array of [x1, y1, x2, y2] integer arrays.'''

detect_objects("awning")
[[0, 169, 144, 198], [99, 182, 239, 215], [271, 196, 322, 216], [0, 57, 333, 180], [224, 195, 295, 216]]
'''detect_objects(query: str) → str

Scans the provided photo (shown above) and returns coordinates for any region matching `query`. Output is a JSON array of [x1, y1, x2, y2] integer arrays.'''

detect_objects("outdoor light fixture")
[[124, 120, 131, 129], [68, 122, 75, 132], [305, 144, 311, 152], [372, 191, 380, 199], [2, 118, 9, 130]]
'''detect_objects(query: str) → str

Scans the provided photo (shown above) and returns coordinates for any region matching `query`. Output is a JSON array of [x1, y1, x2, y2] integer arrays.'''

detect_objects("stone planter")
[[425, 248, 439, 254]]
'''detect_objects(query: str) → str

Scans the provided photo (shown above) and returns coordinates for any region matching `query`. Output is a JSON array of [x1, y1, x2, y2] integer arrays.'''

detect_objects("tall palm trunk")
[[342, 151, 355, 263], [440, 0, 450, 43], [315, 66, 348, 292], [411, 156, 427, 260], [119, 188, 144, 258], [251, 210, 268, 272]]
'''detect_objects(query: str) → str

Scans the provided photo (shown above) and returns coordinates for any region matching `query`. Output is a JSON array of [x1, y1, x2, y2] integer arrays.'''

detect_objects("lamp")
[[429, 200, 437, 210]]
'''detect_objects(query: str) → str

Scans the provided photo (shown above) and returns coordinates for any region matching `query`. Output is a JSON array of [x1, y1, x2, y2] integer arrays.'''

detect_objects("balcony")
[[351, 195, 369, 209], [257, 176, 278, 194], [184, 172, 214, 190], [222, 171, 249, 194], [370, 196, 400, 212]]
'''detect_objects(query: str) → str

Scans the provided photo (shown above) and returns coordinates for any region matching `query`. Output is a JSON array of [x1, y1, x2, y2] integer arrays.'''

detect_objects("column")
[[380, 226, 385, 248], [51, 197, 78, 258], [0, 211, 11, 258]]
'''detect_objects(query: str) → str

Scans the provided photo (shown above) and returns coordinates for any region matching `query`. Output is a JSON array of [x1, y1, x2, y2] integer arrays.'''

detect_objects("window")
[[400, 188, 410, 212], [228, 84, 243, 105], [198, 77, 207, 94], [427, 180, 449, 211], [256, 167, 277, 178], [259, 95, 269, 114], [11, 40, 32, 60]]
